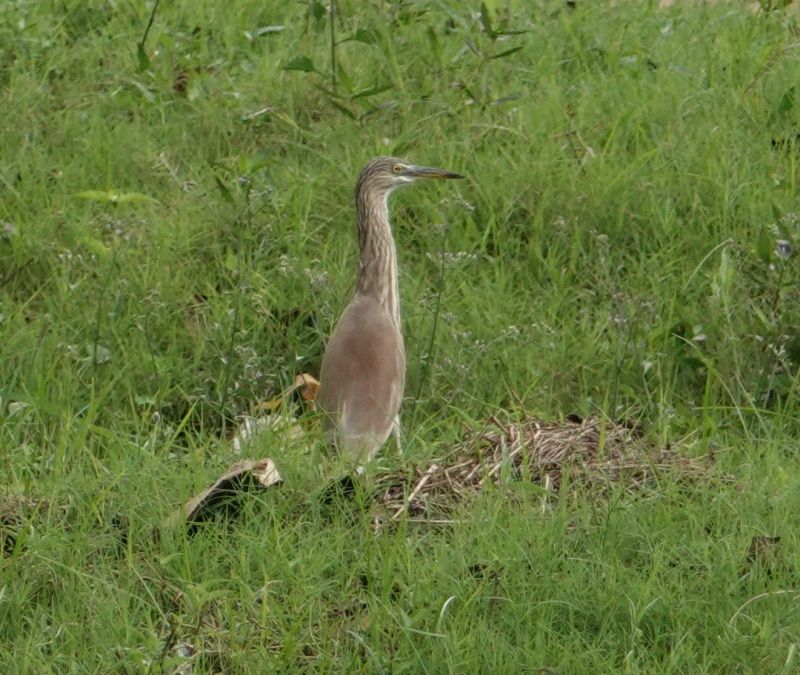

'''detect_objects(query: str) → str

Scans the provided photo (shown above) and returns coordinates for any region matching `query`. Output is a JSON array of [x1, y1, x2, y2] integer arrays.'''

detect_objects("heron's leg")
[[393, 415, 402, 457]]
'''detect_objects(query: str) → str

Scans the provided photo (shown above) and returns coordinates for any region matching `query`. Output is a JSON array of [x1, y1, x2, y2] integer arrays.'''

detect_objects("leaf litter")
[[3, 373, 727, 540], [178, 372, 727, 530], [373, 414, 727, 524]]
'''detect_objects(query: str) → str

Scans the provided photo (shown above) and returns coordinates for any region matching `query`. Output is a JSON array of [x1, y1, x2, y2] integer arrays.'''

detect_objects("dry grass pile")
[[376, 415, 723, 522]]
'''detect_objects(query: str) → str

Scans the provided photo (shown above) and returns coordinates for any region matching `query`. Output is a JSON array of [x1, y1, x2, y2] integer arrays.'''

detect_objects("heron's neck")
[[355, 192, 400, 327]]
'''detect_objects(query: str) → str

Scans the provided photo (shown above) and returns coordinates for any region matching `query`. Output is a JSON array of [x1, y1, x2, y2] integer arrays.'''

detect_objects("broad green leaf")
[[771, 201, 783, 224], [352, 28, 376, 45], [79, 236, 110, 260], [480, 3, 496, 38], [224, 248, 238, 272], [214, 176, 235, 204], [308, 0, 325, 22], [778, 86, 795, 114], [336, 63, 354, 92], [271, 110, 301, 130], [756, 224, 774, 264], [490, 46, 523, 60], [427, 27, 441, 64], [351, 83, 393, 100], [125, 78, 156, 102], [327, 98, 357, 120], [283, 56, 316, 72], [237, 152, 270, 175], [495, 29, 529, 37], [245, 152, 270, 175], [136, 43, 150, 72]]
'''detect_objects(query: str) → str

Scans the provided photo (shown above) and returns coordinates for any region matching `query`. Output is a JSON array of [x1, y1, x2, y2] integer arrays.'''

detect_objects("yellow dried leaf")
[[256, 397, 284, 413], [294, 372, 320, 402]]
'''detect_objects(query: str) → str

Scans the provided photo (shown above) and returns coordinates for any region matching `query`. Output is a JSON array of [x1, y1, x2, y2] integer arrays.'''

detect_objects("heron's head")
[[355, 156, 464, 202]]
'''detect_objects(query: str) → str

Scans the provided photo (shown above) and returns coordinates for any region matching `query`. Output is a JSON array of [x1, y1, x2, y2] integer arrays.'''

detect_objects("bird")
[[318, 156, 464, 469]]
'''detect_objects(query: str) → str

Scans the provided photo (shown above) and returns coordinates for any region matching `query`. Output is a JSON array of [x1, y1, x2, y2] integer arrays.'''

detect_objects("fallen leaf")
[[232, 415, 304, 452], [172, 69, 189, 95], [255, 397, 283, 413], [255, 372, 320, 413], [294, 372, 320, 402], [742, 535, 782, 577], [181, 458, 282, 534]]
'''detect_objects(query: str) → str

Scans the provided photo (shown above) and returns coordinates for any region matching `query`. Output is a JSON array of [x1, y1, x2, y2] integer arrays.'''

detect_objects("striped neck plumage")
[[355, 190, 400, 327]]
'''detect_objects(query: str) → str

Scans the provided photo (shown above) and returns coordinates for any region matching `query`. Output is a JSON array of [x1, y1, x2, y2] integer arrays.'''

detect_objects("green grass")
[[2, 0, 800, 671]]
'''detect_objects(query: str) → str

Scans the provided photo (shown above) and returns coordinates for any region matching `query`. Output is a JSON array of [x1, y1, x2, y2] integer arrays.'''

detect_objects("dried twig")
[[392, 463, 440, 520]]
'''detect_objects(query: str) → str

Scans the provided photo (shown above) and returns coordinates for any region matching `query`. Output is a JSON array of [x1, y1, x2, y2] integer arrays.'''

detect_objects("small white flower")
[[775, 239, 792, 260]]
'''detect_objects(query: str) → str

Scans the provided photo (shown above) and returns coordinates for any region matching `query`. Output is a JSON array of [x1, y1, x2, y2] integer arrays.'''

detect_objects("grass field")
[[2, 0, 800, 671]]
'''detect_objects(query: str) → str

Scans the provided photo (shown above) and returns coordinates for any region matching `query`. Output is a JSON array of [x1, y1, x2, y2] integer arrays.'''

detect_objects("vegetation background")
[[1, 0, 799, 671]]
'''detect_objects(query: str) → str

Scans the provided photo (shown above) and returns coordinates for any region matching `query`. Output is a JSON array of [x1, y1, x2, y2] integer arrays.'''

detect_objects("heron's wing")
[[319, 295, 405, 461]]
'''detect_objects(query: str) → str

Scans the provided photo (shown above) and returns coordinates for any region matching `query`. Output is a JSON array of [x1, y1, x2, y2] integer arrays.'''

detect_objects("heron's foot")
[[319, 473, 358, 505]]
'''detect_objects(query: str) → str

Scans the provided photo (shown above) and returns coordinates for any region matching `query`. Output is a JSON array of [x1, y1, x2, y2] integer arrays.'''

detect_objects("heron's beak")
[[404, 165, 464, 180]]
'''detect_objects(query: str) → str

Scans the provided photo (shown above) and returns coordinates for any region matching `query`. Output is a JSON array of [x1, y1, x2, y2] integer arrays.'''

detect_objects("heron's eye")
[[392, 164, 403, 174]]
